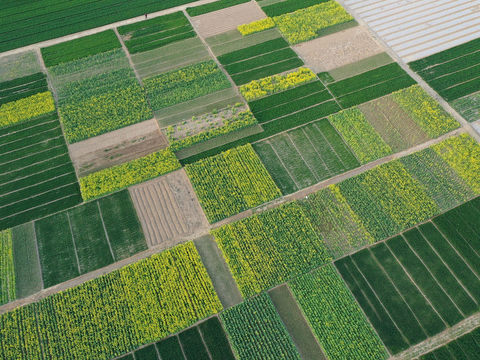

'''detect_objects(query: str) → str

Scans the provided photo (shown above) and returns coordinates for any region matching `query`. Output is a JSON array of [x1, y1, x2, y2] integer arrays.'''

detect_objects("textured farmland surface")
[[130, 169, 208, 248], [191, 1, 266, 38], [419, 326, 480, 359], [344, 0, 480, 62]]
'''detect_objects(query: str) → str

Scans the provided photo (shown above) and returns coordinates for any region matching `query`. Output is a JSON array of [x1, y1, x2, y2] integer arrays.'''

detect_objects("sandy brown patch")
[[191, 2, 266, 38], [293, 26, 383, 73], [68, 119, 168, 177], [129, 169, 208, 249]]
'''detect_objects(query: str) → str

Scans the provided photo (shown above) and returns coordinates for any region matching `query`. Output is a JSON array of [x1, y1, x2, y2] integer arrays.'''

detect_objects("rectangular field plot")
[[47, 39, 152, 143], [0, 51, 41, 83], [129, 170, 208, 249], [289, 264, 388, 360], [212, 202, 331, 298], [185, 144, 281, 223], [0, 242, 222, 360], [0, 113, 82, 230], [0, 229, 15, 305], [35, 190, 146, 288], [118, 12, 195, 54], [217, 37, 304, 85], [190, 1, 266, 38], [326, 62, 416, 108], [220, 293, 301, 359], [253, 118, 359, 194], [419, 327, 480, 359], [336, 211, 480, 355], [452, 91, 480, 123]]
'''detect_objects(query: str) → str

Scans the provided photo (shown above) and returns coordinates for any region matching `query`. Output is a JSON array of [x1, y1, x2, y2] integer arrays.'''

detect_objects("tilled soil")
[[69, 119, 168, 177], [293, 26, 384, 73], [129, 169, 208, 249], [191, 2, 266, 38]]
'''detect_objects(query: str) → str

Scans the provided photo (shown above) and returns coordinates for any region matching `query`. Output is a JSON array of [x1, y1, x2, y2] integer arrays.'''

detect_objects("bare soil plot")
[[359, 95, 430, 152], [129, 169, 208, 248], [68, 119, 168, 177], [329, 52, 393, 81], [190, 1, 266, 38], [293, 26, 384, 73]]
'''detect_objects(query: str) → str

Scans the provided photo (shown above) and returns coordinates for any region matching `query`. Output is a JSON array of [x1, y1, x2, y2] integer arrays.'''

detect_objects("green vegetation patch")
[[144, 60, 231, 111], [0, 242, 222, 359], [420, 327, 480, 359], [118, 12, 195, 54], [212, 202, 331, 297], [79, 148, 180, 201], [329, 107, 392, 164], [392, 85, 459, 137], [451, 92, 480, 122], [290, 264, 388, 360], [187, 0, 250, 16], [0, 72, 48, 105], [0, 229, 15, 305], [185, 144, 281, 222], [41, 30, 121, 67], [0, 113, 82, 231], [301, 185, 374, 258], [261, 0, 328, 17], [220, 293, 301, 359]]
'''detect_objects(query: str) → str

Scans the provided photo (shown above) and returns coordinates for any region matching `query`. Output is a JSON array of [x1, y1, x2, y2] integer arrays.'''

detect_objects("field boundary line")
[[113, 28, 143, 86], [97, 202, 116, 262], [336, 0, 480, 144], [0, 0, 221, 59], [391, 311, 480, 359]]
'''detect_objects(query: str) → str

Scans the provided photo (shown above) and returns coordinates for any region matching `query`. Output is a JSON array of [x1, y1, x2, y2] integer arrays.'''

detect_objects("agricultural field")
[[0, 230, 14, 305], [185, 144, 281, 222], [78, 147, 180, 201], [212, 202, 331, 298], [69, 119, 169, 177], [120, 316, 235, 360], [336, 196, 480, 354], [0, 112, 82, 230], [0, 0, 209, 52], [45, 31, 152, 143], [33, 190, 146, 288], [0, 51, 42, 83], [419, 326, 480, 359], [129, 170, 208, 249], [0, 242, 222, 359], [220, 293, 301, 359], [409, 37, 480, 123], [290, 264, 388, 360]]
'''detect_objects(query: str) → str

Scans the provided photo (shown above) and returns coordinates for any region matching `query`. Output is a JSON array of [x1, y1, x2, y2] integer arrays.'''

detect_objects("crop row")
[[212, 202, 331, 297], [79, 148, 180, 201], [290, 264, 387, 360], [187, 0, 250, 16], [185, 144, 281, 223], [220, 293, 301, 359], [118, 12, 196, 54], [0, 242, 222, 360], [144, 60, 231, 111], [0, 229, 15, 305]]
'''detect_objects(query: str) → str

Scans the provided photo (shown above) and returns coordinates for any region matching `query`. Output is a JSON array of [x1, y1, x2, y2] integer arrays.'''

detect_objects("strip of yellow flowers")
[[0, 91, 55, 128]]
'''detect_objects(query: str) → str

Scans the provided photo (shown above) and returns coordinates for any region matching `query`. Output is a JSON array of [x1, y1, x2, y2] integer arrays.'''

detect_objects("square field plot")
[[34, 190, 147, 288], [129, 169, 208, 249], [293, 26, 384, 73], [253, 119, 359, 194], [344, 0, 480, 62], [190, 1, 266, 38], [0, 114, 82, 230]]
